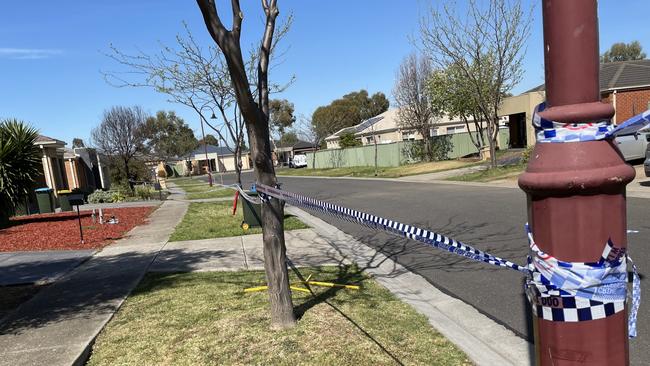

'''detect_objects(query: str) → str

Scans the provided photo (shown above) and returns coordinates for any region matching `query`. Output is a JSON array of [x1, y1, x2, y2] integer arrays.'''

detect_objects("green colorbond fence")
[[306, 129, 510, 169]]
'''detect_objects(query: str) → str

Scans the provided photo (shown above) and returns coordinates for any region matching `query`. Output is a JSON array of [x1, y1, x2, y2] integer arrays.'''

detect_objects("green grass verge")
[[87, 267, 472, 366], [169, 177, 236, 200], [169, 201, 309, 241], [446, 164, 524, 182], [277, 160, 480, 178], [186, 189, 235, 200]]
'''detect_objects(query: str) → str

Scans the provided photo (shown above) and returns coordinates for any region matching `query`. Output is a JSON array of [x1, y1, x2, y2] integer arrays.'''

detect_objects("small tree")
[[72, 138, 85, 148], [393, 53, 440, 161], [269, 99, 296, 140], [141, 111, 198, 161], [429, 64, 487, 155], [105, 20, 291, 186], [420, 0, 531, 167], [601, 41, 646, 63], [278, 131, 298, 146], [198, 134, 219, 146], [339, 132, 361, 148], [295, 115, 322, 168], [0, 119, 40, 227], [91, 106, 147, 189], [196, 0, 296, 328]]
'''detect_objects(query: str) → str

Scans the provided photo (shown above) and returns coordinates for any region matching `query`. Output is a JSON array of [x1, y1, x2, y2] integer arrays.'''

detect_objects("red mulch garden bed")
[[0, 207, 155, 252]]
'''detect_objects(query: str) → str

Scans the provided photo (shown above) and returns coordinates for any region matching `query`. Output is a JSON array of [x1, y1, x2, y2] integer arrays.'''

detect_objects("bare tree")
[[393, 53, 440, 161], [196, 0, 295, 329], [104, 20, 291, 186], [420, 0, 531, 167], [104, 26, 243, 184], [91, 106, 147, 189], [296, 114, 322, 169]]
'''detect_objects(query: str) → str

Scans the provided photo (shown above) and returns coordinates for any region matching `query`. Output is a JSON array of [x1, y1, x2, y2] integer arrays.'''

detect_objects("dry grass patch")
[[88, 267, 472, 366]]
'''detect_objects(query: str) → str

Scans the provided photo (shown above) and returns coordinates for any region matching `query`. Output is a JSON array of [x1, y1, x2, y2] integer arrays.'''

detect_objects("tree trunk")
[[235, 145, 243, 187], [196, 0, 296, 329], [247, 114, 296, 329], [124, 158, 133, 190], [487, 119, 497, 168]]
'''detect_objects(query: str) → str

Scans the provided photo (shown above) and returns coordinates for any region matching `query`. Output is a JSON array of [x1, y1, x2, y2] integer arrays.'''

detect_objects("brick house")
[[499, 59, 650, 147], [34, 135, 110, 198], [600, 59, 650, 124]]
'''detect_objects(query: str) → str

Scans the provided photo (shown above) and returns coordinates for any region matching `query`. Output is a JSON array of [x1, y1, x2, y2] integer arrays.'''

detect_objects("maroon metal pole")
[[518, 1, 635, 365]]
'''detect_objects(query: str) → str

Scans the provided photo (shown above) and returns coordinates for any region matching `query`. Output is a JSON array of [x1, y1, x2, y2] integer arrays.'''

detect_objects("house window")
[[430, 128, 438, 136], [402, 130, 416, 141], [446, 126, 466, 134], [366, 136, 374, 144]]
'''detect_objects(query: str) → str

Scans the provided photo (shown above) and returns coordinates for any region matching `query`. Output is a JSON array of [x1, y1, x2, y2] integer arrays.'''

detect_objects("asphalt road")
[[208, 170, 649, 364]]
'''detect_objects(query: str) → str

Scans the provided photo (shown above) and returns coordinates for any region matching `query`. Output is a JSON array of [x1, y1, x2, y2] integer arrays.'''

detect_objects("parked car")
[[614, 129, 650, 161], [644, 140, 650, 177], [290, 154, 307, 168]]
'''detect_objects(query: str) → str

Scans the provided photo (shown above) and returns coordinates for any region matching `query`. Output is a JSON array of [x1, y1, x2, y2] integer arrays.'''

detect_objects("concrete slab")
[[0, 250, 95, 286]]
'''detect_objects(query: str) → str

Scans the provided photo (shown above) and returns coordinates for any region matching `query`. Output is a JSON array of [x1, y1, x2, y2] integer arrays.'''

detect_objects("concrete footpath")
[[0, 190, 188, 366]]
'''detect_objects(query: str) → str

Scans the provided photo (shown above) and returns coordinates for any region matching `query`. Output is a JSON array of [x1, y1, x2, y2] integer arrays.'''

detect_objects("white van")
[[291, 154, 307, 168]]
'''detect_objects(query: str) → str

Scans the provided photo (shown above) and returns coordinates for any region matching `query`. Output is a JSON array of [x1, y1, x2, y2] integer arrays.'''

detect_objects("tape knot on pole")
[[524, 224, 640, 338]]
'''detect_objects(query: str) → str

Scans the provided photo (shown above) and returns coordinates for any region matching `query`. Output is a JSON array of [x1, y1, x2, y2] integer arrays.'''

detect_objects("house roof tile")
[[523, 59, 650, 94]]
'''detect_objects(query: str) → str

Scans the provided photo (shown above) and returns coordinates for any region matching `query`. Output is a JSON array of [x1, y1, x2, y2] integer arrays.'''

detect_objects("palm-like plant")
[[0, 119, 40, 227]]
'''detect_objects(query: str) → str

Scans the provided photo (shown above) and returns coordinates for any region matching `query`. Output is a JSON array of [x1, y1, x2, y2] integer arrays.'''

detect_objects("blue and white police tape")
[[532, 102, 650, 143], [251, 183, 640, 337], [253, 183, 527, 273], [525, 225, 640, 337]]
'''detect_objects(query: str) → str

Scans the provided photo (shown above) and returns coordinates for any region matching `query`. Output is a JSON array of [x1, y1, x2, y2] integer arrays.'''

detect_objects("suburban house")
[[273, 140, 319, 166], [500, 59, 650, 148], [324, 108, 503, 149], [190, 144, 251, 174], [34, 135, 110, 197], [62, 147, 110, 192]]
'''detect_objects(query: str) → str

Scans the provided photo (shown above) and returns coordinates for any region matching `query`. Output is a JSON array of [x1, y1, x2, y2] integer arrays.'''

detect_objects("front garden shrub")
[[88, 190, 114, 204], [0, 119, 40, 227], [111, 191, 126, 203], [135, 185, 153, 200], [521, 145, 535, 164]]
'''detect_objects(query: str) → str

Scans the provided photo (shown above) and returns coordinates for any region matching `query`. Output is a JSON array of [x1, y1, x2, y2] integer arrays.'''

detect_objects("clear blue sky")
[[1, 1, 648, 146]]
